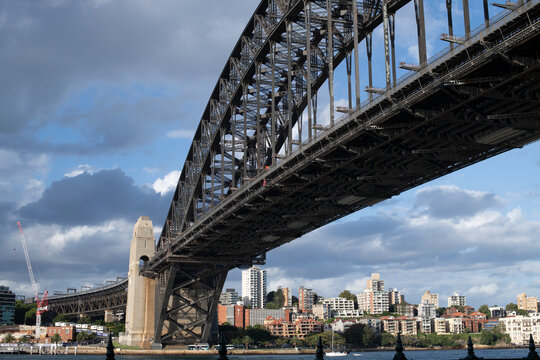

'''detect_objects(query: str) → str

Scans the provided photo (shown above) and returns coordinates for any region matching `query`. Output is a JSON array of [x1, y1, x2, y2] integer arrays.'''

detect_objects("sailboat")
[[325, 330, 348, 357]]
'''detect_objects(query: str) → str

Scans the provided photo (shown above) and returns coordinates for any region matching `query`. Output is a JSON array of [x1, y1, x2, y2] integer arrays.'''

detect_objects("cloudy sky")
[[1, 0, 538, 310]]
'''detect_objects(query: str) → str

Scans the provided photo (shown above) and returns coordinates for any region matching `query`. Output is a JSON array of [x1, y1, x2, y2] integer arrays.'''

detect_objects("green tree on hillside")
[[506, 303, 518, 311], [478, 305, 491, 319]]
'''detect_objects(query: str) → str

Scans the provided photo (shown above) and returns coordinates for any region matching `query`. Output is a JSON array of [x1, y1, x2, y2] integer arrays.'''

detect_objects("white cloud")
[[469, 283, 498, 296], [64, 164, 97, 177], [152, 170, 180, 195]]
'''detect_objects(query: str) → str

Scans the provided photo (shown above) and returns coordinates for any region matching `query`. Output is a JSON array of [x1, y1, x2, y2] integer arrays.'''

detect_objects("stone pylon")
[[121, 216, 156, 349]]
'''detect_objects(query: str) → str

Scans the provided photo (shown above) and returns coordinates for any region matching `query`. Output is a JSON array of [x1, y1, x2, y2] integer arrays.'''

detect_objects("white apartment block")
[[241, 266, 267, 308], [432, 318, 448, 334], [418, 300, 437, 319], [448, 292, 466, 307], [447, 317, 464, 334], [500, 313, 540, 345], [357, 289, 389, 314], [332, 309, 365, 318], [321, 297, 355, 311]]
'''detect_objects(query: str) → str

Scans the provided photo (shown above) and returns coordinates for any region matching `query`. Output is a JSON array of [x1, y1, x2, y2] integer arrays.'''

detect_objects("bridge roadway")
[[47, 279, 127, 317], [138, 0, 540, 346]]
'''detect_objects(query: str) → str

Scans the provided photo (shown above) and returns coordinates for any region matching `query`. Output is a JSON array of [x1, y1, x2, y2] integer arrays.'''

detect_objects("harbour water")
[[0, 348, 530, 360]]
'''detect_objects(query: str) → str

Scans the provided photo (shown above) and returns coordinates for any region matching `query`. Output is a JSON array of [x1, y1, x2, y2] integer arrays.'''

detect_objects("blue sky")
[[1, 0, 539, 310]]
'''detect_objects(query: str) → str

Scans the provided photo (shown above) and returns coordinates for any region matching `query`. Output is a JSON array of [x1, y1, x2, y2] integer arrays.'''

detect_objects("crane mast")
[[17, 221, 48, 338]]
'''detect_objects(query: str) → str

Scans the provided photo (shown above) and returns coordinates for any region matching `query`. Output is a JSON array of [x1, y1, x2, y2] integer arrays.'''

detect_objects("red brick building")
[[43, 326, 76, 343]]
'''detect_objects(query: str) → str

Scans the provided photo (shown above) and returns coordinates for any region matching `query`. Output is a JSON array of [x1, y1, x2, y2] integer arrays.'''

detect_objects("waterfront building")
[[418, 300, 437, 333], [219, 288, 239, 305], [447, 317, 464, 334], [517, 292, 538, 313], [217, 304, 249, 328], [448, 292, 466, 307], [432, 318, 448, 334], [381, 316, 417, 336], [44, 326, 76, 343], [242, 266, 267, 308], [421, 290, 439, 308], [381, 316, 400, 335], [250, 308, 290, 326], [500, 313, 540, 345], [0, 286, 15, 325], [298, 286, 314, 313], [264, 316, 321, 338]]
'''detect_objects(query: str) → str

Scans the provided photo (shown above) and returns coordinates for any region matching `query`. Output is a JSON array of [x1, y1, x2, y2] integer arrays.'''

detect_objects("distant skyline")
[[0, 1, 538, 311]]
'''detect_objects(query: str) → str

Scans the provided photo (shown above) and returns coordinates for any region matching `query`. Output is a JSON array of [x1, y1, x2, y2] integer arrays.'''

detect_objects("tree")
[[18, 335, 29, 344], [246, 325, 275, 345], [24, 306, 36, 325], [77, 316, 91, 324], [76, 332, 90, 343], [15, 300, 35, 325], [478, 305, 491, 319], [380, 332, 395, 347], [506, 303, 518, 311], [307, 331, 345, 348], [517, 309, 530, 316], [343, 323, 365, 346], [241, 335, 254, 349], [3, 333, 14, 343], [51, 333, 62, 345], [52, 314, 71, 324]]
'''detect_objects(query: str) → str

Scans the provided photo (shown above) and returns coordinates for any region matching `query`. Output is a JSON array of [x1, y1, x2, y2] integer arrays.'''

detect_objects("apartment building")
[[264, 316, 322, 338], [219, 288, 239, 306], [421, 290, 439, 308], [500, 313, 540, 345], [321, 297, 355, 312], [518, 293, 539, 313], [241, 266, 267, 308], [448, 292, 466, 307], [299, 286, 314, 313]]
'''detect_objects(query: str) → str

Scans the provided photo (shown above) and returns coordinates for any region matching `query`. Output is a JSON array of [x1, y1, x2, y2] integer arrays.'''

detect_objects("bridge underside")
[[47, 283, 127, 317], [147, 1, 540, 346]]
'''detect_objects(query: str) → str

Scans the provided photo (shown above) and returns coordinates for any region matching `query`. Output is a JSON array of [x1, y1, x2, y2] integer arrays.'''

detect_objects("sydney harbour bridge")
[[47, 0, 540, 347]]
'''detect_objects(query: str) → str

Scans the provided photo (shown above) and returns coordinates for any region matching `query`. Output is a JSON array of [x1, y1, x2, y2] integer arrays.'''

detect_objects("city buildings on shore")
[[0, 286, 15, 325], [220, 269, 540, 344], [219, 288, 239, 306]]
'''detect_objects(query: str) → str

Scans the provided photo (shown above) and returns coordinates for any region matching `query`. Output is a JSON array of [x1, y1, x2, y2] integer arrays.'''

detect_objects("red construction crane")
[[17, 221, 48, 338]]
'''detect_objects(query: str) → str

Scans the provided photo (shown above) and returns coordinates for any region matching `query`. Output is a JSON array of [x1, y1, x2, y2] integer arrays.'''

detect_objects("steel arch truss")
[[147, 0, 540, 347], [157, 0, 411, 251]]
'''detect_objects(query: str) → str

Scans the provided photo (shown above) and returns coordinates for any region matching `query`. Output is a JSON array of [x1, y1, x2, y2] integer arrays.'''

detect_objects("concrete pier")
[[120, 216, 156, 349]]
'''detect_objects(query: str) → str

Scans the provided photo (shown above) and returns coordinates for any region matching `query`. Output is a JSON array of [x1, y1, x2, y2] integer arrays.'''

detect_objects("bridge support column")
[[104, 310, 114, 323], [120, 216, 156, 349]]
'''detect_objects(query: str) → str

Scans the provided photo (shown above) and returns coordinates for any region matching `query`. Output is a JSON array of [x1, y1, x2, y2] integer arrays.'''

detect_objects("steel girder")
[[47, 280, 128, 316], [146, 0, 540, 346]]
